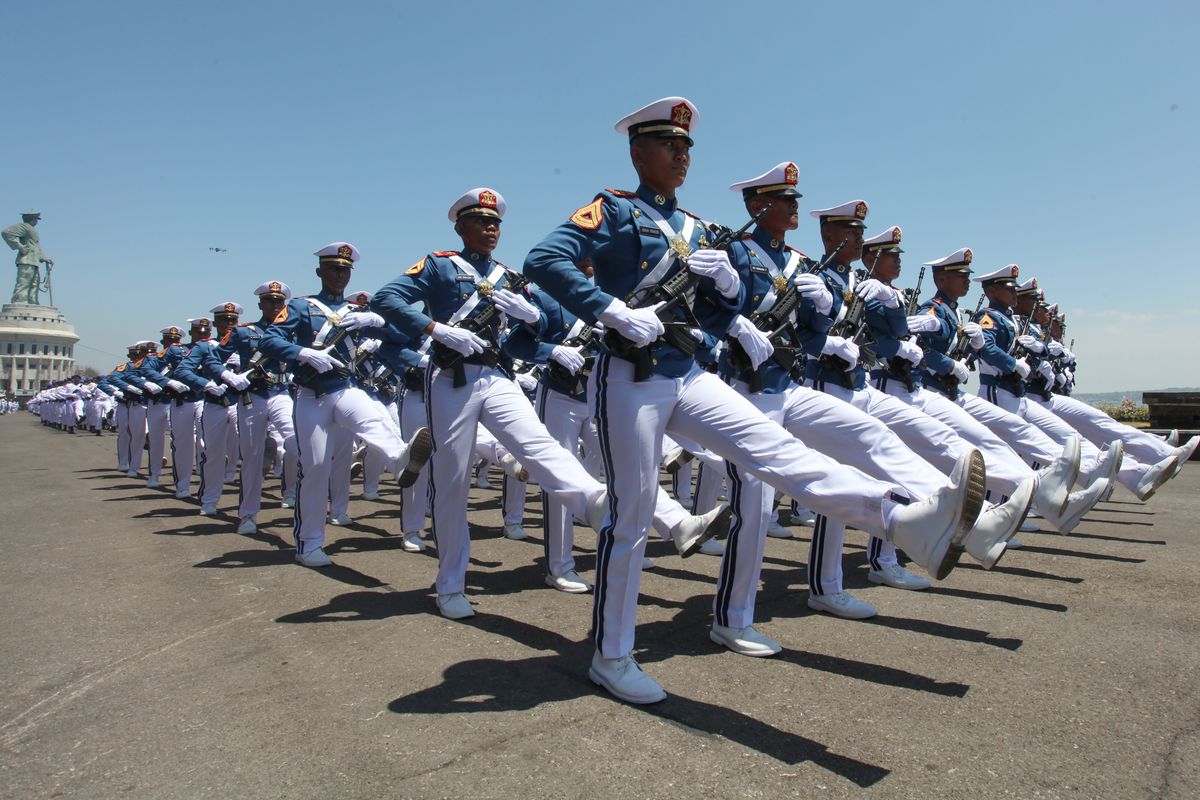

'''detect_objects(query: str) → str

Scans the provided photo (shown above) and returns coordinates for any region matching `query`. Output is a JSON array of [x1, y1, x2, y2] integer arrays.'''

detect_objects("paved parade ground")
[[1, 414, 1197, 799]]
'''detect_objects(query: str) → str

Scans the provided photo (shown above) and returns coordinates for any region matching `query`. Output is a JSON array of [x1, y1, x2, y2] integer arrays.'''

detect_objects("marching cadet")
[[860, 227, 1096, 548], [174, 303, 249, 515], [972, 265, 1125, 507], [138, 327, 185, 489], [523, 97, 988, 703], [163, 319, 211, 499], [1017, 282, 1195, 499], [222, 281, 300, 534], [115, 342, 152, 477], [913, 250, 1106, 536], [372, 188, 729, 619], [256, 243, 434, 568]]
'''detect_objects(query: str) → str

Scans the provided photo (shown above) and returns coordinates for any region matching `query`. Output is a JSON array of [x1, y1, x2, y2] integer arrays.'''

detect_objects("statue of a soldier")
[[3, 211, 54, 305]]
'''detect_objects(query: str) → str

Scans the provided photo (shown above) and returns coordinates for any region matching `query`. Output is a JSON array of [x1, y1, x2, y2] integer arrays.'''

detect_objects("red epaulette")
[[432, 250, 459, 257], [681, 209, 705, 222], [785, 245, 808, 258], [931, 296, 945, 305], [605, 188, 637, 198]]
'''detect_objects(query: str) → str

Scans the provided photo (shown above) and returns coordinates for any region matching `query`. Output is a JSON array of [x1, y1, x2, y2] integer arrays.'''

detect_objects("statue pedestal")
[[0, 303, 79, 398]]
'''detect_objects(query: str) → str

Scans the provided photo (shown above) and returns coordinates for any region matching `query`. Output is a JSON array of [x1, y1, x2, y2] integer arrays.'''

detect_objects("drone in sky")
[[208, 247, 227, 253]]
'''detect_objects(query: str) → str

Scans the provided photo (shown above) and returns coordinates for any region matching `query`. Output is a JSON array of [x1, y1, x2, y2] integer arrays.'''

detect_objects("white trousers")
[[237, 393, 297, 517], [146, 402, 169, 480], [587, 355, 899, 658], [363, 398, 400, 494], [169, 400, 200, 495], [399, 388, 430, 535], [1030, 393, 1157, 491], [222, 404, 239, 483], [125, 403, 147, 473], [535, 384, 593, 578], [292, 385, 405, 551], [85, 397, 104, 431], [424, 363, 602, 597], [875, 379, 1036, 500], [953, 391, 1062, 471], [982, 385, 1110, 486], [198, 400, 233, 505]]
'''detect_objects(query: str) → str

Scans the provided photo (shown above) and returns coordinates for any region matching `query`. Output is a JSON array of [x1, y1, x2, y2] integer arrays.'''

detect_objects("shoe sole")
[[1135, 458, 1176, 502], [708, 630, 779, 657], [547, 580, 591, 594], [587, 668, 667, 704], [866, 573, 930, 591], [663, 451, 693, 474], [981, 540, 1008, 571], [806, 600, 877, 620], [679, 505, 732, 559], [936, 449, 987, 581], [399, 428, 434, 488], [1000, 481, 1037, 545]]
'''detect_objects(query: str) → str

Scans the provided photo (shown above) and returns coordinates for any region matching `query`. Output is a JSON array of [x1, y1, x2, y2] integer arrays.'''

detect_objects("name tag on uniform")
[[454, 275, 475, 282], [638, 225, 663, 238], [749, 265, 769, 275]]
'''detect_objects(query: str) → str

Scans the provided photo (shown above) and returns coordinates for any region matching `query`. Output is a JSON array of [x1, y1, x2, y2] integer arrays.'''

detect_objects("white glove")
[[727, 315, 774, 370], [854, 278, 900, 308], [336, 311, 386, 331], [429, 322, 487, 356], [907, 314, 941, 334], [203, 380, 227, 397], [821, 335, 859, 371], [686, 249, 740, 299], [224, 352, 241, 369], [1063, 349, 1075, 361], [1055, 372, 1066, 388], [221, 370, 250, 391], [418, 353, 431, 369], [1013, 358, 1031, 379], [1017, 334, 1044, 354], [951, 360, 970, 384], [491, 289, 540, 325], [597, 298, 665, 348], [125, 385, 143, 396], [112, 389, 125, 401], [1047, 341, 1064, 357], [357, 338, 382, 354], [1037, 361, 1054, 383], [793, 273, 833, 315], [371, 365, 391, 380], [142, 381, 163, 395], [895, 340, 923, 365], [166, 379, 189, 393], [297, 347, 346, 374], [550, 344, 586, 375], [514, 371, 539, 393], [963, 322, 985, 349], [1064, 368, 1074, 382]]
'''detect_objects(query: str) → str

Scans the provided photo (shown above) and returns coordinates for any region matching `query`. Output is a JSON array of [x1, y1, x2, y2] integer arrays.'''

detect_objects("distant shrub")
[[1099, 398, 1149, 422]]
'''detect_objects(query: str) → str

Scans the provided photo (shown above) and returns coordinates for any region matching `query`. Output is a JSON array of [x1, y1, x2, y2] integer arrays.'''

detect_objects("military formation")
[[20, 96, 1199, 706]]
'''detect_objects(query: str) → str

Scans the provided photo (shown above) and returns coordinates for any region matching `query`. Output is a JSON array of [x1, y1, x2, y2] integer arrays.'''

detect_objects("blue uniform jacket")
[[502, 286, 588, 401], [225, 321, 290, 398], [258, 290, 360, 395], [522, 184, 742, 379], [718, 229, 808, 394], [174, 338, 234, 393], [974, 303, 1021, 392], [800, 259, 866, 390], [916, 292, 961, 383], [864, 285, 915, 386]]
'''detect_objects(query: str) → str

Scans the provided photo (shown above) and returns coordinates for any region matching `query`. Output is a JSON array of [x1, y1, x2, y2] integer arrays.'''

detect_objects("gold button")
[[753, 295, 760, 302], [652, 359, 658, 365], [770, 239, 779, 248], [633, 209, 641, 218], [640, 261, 649, 270], [654, 194, 665, 205]]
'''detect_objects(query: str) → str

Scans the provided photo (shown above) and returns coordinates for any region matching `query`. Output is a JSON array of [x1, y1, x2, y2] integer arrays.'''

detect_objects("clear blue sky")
[[3, 0, 1197, 392]]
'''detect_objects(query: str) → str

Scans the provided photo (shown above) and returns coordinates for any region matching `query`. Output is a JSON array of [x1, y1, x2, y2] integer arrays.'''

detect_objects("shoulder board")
[[236, 322, 254, 328], [431, 250, 459, 258], [681, 209, 705, 222], [493, 258, 510, 271], [604, 188, 637, 198], [219, 329, 233, 346], [115, 364, 126, 372], [930, 297, 945, 306], [979, 313, 995, 330], [785, 245, 808, 258], [273, 307, 289, 324]]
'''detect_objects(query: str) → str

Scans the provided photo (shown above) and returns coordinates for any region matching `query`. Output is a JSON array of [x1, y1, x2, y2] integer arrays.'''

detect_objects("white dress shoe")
[[641, 556, 655, 570], [145, 478, 160, 489], [546, 570, 591, 593], [401, 531, 426, 552], [1171, 436, 1198, 477], [295, 546, 332, 567], [236, 515, 257, 534], [175, 490, 192, 500], [766, 520, 794, 539], [475, 472, 494, 490], [1135, 454, 1177, 501], [789, 507, 816, 526], [1045, 474, 1109, 534], [1005, 537, 1023, 549], [362, 490, 381, 501], [200, 502, 218, 516], [1035, 435, 1080, 517], [503, 523, 527, 540], [126, 470, 138, 478], [662, 446, 693, 474], [1019, 519, 1041, 532], [499, 453, 529, 482], [669, 503, 731, 558], [698, 538, 726, 556], [588, 652, 666, 704], [280, 494, 296, 508], [807, 590, 878, 620], [709, 623, 781, 657], [327, 513, 354, 526], [397, 427, 434, 489], [436, 592, 475, 620], [867, 564, 931, 590], [887, 449, 986, 580], [1165, 429, 1180, 446], [1098, 480, 1115, 503]]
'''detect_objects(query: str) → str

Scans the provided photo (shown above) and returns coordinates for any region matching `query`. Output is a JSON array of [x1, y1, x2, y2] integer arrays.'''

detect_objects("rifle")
[[430, 268, 530, 388], [547, 322, 598, 396], [1026, 321, 1055, 401], [604, 204, 773, 382], [238, 351, 275, 406], [727, 238, 846, 393], [886, 265, 926, 392], [292, 306, 365, 388]]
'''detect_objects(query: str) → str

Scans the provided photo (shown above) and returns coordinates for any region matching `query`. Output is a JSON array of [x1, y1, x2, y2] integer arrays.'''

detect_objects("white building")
[[0, 302, 79, 399]]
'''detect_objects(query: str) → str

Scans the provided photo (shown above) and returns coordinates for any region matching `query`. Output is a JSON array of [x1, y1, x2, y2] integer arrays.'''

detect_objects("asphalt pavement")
[[1, 414, 1197, 799]]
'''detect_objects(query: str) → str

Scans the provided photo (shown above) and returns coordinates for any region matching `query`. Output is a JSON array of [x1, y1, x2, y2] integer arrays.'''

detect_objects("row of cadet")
[[23, 94, 1199, 709]]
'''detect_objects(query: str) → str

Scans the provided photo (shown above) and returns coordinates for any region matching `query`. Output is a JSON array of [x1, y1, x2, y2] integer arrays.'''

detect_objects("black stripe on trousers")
[[424, 364, 441, 559], [291, 393, 305, 548], [808, 513, 827, 596], [535, 384, 553, 573], [713, 458, 744, 628], [868, 536, 883, 571], [591, 353, 619, 650]]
